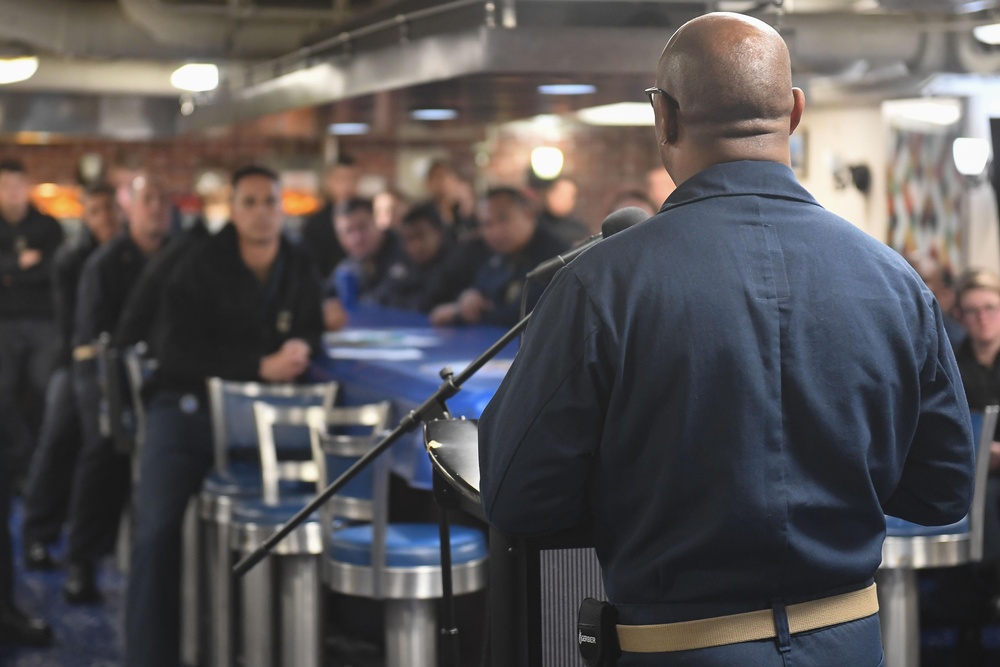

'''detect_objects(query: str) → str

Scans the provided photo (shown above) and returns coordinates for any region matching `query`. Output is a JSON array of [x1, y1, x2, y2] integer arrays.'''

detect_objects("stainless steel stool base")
[[181, 498, 202, 667], [386, 599, 437, 667], [876, 568, 920, 667], [200, 491, 238, 667], [233, 519, 324, 667]]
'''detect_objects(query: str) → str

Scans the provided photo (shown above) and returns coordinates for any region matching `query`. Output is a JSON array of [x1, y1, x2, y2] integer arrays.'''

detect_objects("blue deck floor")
[[1, 500, 123, 667]]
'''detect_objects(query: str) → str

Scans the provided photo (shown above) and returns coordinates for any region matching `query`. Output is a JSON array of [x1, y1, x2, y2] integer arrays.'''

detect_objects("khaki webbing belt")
[[73, 344, 98, 362], [616, 583, 878, 653]]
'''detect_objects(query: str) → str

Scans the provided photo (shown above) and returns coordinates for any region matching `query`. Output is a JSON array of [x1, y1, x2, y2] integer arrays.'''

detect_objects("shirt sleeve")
[[72, 256, 106, 347], [479, 267, 611, 536], [883, 297, 976, 525], [8, 216, 64, 288]]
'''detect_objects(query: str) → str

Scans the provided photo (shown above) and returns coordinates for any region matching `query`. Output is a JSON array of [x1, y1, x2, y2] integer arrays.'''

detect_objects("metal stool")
[[877, 405, 998, 667], [310, 408, 488, 667], [230, 501, 325, 667], [228, 401, 348, 667], [201, 379, 337, 667]]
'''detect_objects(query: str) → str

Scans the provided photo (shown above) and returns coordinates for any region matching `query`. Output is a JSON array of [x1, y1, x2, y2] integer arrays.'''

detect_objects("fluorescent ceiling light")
[[577, 102, 654, 127], [953, 137, 991, 176], [328, 123, 370, 136], [0, 56, 39, 85], [538, 84, 596, 95], [531, 147, 564, 180], [974, 23, 1000, 45], [171, 63, 219, 92], [410, 108, 457, 121], [884, 98, 962, 127]]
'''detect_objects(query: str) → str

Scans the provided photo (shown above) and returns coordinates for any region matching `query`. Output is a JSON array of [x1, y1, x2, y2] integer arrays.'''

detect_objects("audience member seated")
[[429, 187, 567, 328], [373, 188, 408, 231], [0, 159, 65, 487], [424, 159, 477, 240], [921, 271, 1000, 652], [21, 184, 121, 574], [607, 187, 658, 217], [114, 218, 212, 356], [64, 174, 172, 604], [537, 176, 589, 246], [330, 197, 404, 304], [301, 155, 359, 279], [124, 165, 323, 667], [369, 203, 455, 312]]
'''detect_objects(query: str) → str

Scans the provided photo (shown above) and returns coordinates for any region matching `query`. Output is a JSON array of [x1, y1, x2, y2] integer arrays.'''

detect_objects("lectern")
[[426, 418, 606, 666]]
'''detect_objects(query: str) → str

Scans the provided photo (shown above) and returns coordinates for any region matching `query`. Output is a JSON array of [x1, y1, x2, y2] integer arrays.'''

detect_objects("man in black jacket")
[[0, 159, 64, 481], [21, 183, 120, 571], [61, 174, 172, 603], [300, 155, 358, 280], [124, 166, 324, 667]]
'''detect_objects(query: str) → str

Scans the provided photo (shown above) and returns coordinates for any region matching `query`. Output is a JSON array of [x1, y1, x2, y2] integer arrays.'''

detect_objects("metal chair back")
[[969, 405, 999, 561], [206, 377, 337, 473], [309, 402, 393, 594]]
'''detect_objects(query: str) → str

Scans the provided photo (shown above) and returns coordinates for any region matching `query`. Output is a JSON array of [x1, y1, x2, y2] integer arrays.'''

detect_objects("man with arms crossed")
[[480, 13, 974, 666], [125, 166, 323, 667]]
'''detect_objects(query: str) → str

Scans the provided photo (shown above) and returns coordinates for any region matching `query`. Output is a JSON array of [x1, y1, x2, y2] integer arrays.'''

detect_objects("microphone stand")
[[232, 311, 533, 664]]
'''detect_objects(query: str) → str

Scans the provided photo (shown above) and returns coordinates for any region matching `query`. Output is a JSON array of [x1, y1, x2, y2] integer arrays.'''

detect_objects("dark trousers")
[[64, 358, 130, 564], [0, 441, 12, 604], [619, 614, 883, 667], [0, 319, 57, 479], [21, 366, 81, 545], [125, 392, 213, 667]]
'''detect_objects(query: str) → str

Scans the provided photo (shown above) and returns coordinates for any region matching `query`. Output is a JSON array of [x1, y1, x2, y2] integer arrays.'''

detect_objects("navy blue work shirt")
[[479, 160, 975, 625]]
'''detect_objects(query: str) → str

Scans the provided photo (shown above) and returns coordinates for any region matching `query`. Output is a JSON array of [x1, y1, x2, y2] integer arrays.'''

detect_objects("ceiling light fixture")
[[0, 56, 39, 85], [576, 102, 654, 127], [538, 84, 596, 95], [974, 23, 1000, 45], [410, 108, 457, 121], [953, 137, 991, 176], [884, 98, 962, 127], [531, 147, 564, 180], [328, 123, 371, 136], [171, 63, 219, 92]]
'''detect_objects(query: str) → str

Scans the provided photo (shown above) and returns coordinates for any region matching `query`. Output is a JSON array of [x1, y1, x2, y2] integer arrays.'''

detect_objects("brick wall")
[[0, 120, 661, 232]]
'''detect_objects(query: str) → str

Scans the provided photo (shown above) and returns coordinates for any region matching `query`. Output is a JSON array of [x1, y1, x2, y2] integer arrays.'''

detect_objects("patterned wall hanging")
[[887, 127, 963, 271]]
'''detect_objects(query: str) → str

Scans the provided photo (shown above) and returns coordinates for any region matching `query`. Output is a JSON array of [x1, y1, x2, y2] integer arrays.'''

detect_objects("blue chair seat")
[[330, 523, 487, 567], [231, 497, 318, 525], [885, 515, 969, 538]]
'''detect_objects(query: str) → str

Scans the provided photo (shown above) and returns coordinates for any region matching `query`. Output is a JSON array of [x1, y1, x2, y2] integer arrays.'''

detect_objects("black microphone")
[[526, 206, 648, 283]]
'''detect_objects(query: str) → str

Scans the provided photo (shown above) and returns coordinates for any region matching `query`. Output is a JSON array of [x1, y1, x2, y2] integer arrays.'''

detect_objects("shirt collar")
[[659, 160, 821, 214]]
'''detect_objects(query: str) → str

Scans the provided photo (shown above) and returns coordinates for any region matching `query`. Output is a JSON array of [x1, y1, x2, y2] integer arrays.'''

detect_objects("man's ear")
[[790, 87, 806, 135], [654, 100, 680, 146], [665, 103, 680, 144]]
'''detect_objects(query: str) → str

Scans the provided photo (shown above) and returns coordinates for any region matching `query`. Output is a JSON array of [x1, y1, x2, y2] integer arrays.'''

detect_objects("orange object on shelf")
[[283, 190, 321, 217], [31, 183, 82, 220]]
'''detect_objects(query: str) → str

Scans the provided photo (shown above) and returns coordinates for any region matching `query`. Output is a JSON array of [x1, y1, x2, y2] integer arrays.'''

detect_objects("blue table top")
[[311, 305, 518, 489]]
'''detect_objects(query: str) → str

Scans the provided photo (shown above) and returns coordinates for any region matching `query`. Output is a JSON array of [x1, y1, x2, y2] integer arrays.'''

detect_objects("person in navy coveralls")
[[479, 13, 975, 667]]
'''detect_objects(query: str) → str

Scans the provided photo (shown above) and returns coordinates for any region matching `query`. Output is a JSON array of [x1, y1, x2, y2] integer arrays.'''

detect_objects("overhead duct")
[[117, 0, 338, 58], [0, 0, 189, 60]]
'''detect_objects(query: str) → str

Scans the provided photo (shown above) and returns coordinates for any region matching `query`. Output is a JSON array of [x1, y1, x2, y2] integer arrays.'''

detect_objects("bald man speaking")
[[479, 12, 974, 666]]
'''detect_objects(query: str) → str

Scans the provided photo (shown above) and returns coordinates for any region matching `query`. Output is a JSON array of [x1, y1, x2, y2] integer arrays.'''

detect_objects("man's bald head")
[[652, 12, 804, 184]]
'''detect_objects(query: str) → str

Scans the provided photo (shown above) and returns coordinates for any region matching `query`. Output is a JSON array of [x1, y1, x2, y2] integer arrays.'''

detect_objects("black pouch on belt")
[[578, 597, 621, 667]]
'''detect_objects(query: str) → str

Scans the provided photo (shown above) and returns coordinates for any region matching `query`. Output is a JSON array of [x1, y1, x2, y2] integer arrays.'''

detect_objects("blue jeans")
[[619, 614, 884, 667], [124, 391, 213, 667]]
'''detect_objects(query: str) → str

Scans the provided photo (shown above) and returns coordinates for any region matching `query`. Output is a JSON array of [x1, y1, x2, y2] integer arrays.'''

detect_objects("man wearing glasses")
[[480, 12, 974, 666]]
